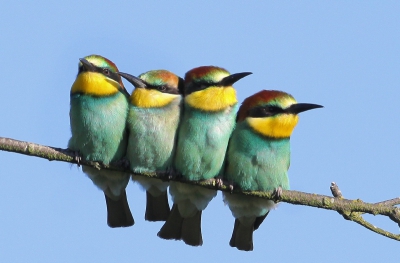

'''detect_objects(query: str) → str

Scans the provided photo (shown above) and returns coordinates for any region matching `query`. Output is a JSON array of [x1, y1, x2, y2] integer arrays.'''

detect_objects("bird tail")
[[145, 191, 171, 222], [181, 209, 203, 246], [229, 213, 269, 251], [229, 219, 254, 251], [158, 204, 183, 240], [104, 190, 134, 228], [158, 204, 203, 246]]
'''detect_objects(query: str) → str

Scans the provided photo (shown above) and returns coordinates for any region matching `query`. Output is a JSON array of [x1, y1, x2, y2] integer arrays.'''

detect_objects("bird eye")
[[260, 106, 281, 116], [103, 68, 110, 75], [267, 106, 279, 113], [159, 85, 167, 91]]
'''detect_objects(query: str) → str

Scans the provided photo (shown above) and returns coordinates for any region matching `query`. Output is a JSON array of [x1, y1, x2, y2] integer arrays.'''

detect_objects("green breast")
[[174, 103, 238, 181], [126, 97, 181, 173], [68, 93, 129, 164], [224, 122, 291, 191]]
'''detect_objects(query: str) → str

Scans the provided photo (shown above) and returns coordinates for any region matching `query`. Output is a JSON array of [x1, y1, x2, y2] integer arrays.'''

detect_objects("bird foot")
[[214, 178, 224, 189], [165, 167, 180, 181], [155, 170, 169, 181], [115, 157, 130, 170], [92, 162, 102, 170], [273, 187, 283, 202], [229, 184, 234, 193], [69, 150, 82, 167]]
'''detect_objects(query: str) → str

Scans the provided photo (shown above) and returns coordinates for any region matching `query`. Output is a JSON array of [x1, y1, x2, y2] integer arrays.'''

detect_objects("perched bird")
[[118, 70, 183, 222], [223, 90, 322, 251], [68, 55, 134, 228], [158, 66, 252, 246]]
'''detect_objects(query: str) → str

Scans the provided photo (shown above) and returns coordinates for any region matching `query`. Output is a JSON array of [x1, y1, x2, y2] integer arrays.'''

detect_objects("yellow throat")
[[71, 72, 120, 96], [130, 88, 178, 108], [185, 86, 237, 111], [247, 114, 299, 138]]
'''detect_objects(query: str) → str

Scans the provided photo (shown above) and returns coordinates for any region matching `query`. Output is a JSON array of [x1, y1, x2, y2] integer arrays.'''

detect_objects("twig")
[[327, 181, 400, 241], [1, 136, 399, 241]]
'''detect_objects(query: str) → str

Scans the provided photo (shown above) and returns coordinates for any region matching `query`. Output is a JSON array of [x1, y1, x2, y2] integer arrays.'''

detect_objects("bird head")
[[237, 90, 323, 138], [118, 70, 183, 108], [71, 55, 129, 97], [184, 66, 252, 112]]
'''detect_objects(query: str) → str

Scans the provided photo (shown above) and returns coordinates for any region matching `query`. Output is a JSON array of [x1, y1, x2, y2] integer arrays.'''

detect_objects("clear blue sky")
[[1, 1, 399, 262]]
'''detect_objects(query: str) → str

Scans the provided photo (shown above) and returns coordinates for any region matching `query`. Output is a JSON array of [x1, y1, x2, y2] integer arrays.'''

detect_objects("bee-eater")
[[223, 90, 322, 251], [118, 70, 183, 222], [158, 66, 252, 246], [68, 55, 134, 228]]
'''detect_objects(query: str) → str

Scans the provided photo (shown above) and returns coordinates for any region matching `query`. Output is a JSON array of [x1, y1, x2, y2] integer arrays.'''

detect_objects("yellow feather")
[[247, 114, 299, 138], [130, 88, 179, 108], [185, 87, 237, 111], [71, 72, 120, 96]]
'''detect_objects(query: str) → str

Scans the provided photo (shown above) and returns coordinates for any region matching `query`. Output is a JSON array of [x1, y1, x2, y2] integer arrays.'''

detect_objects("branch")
[[1, 136, 399, 241]]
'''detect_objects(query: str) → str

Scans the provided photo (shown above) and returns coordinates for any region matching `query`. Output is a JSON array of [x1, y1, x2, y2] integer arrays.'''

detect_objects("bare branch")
[[325, 180, 400, 241], [1, 136, 399, 241]]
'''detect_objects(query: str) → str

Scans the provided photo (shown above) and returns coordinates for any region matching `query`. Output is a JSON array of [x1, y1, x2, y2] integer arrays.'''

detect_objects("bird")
[[158, 66, 252, 246], [68, 54, 134, 228], [223, 90, 322, 251], [118, 70, 183, 222]]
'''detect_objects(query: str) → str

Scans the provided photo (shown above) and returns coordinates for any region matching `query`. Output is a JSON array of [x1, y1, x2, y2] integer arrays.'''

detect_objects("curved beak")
[[219, 72, 252, 86], [118, 72, 147, 88], [79, 58, 95, 71], [286, 103, 323, 114]]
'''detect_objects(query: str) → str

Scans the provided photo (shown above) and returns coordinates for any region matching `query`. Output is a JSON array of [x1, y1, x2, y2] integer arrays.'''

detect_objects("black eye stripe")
[[97, 67, 116, 81], [248, 105, 284, 118], [145, 83, 180, 95], [78, 63, 121, 83], [185, 81, 218, 95], [96, 67, 120, 83]]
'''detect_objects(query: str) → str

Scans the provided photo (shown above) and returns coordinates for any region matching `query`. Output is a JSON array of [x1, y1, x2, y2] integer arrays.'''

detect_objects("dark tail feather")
[[158, 204, 183, 240], [254, 212, 269, 231], [181, 210, 203, 246], [145, 191, 171, 222], [104, 190, 134, 228], [229, 219, 254, 251]]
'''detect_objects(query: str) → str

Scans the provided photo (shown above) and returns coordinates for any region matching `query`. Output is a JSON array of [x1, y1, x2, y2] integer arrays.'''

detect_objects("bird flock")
[[68, 54, 322, 252]]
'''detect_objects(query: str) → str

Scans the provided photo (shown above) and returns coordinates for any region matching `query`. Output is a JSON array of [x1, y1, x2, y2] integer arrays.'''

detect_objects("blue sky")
[[1, 1, 399, 262]]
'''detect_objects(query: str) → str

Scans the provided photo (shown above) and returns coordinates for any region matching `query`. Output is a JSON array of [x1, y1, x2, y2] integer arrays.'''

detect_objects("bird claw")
[[93, 162, 101, 170], [214, 178, 224, 189], [273, 187, 283, 202], [70, 150, 82, 167], [229, 184, 234, 194]]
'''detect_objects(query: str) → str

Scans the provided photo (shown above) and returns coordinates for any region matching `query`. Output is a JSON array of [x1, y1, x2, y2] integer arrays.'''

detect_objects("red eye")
[[103, 68, 110, 75]]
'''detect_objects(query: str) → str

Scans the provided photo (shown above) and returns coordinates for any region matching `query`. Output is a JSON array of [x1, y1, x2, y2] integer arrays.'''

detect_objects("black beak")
[[177, 77, 185, 96], [219, 72, 252, 86], [118, 72, 147, 88], [286, 103, 323, 114], [79, 58, 95, 71]]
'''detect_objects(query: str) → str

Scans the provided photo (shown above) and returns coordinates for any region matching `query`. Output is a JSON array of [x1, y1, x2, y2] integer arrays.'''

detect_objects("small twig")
[[346, 212, 400, 241], [375, 198, 400, 207], [330, 182, 343, 198], [328, 180, 400, 241]]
